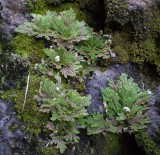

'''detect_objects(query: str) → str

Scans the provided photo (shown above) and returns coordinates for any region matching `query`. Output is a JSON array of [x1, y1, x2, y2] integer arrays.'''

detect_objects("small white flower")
[[123, 107, 131, 113], [50, 46, 53, 49], [53, 98, 57, 101], [99, 30, 103, 34], [34, 63, 38, 70], [109, 50, 116, 58], [55, 87, 60, 91], [55, 56, 60, 62], [147, 89, 153, 95]]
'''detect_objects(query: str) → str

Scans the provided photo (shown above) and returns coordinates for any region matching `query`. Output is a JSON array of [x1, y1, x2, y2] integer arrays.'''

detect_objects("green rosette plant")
[[35, 46, 83, 78], [101, 73, 151, 134], [16, 9, 92, 47], [86, 73, 151, 135], [35, 77, 91, 153]]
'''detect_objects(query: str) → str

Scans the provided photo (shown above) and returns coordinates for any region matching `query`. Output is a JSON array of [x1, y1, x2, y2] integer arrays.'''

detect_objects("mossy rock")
[[112, 30, 160, 74], [14, 75, 49, 136], [41, 146, 61, 155], [51, 3, 86, 21], [27, 0, 86, 21], [104, 0, 129, 26], [27, 0, 49, 15], [11, 34, 46, 63], [112, 32, 131, 64], [135, 130, 160, 155]]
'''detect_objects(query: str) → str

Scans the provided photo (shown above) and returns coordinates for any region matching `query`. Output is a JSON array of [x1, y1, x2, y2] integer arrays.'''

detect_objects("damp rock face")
[[147, 85, 160, 142], [104, 0, 158, 40], [0, 0, 27, 38], [0, 100, 36, 155]]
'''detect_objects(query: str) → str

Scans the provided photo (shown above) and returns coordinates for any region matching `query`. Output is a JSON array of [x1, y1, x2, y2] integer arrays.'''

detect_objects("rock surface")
[[0, 100, 36, 154], [147, 85, 160, 142], [104, 0, 158, 39], [0, 0, 27, 38]]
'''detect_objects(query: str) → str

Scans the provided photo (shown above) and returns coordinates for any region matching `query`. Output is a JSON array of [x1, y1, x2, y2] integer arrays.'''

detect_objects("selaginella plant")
[[86, 73, 151, 135], [35, 77, 91, 153], [101, 73, 151, 133], [16, 8, 95, 79], [77, 35, 110, 64], [16, 9, 92, 48], [35, 46, 83, 78]]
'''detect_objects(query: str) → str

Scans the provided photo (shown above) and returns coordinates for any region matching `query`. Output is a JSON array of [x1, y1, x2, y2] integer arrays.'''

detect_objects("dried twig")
[[22, 72, 30, 113]]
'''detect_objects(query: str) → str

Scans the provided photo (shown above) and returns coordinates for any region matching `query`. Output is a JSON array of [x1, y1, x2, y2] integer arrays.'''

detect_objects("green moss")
[[27, 0, 49, 15], [41, 146, 61, 155], [0, 89, 15, 101], [11, 34, 46, 63], [52, 3, 86, 21], [135, 130, 160, 155], [112, 30, 160, 74], [14, 75, 49, 136], [9, 124, 19, 132], [27, 0, 86, 22], [89, 133, 136, 155], [105, 133, 122, 155], [129, 39, 157, 64], [112, 32, 130, 63], [104, 0, 129, 26]]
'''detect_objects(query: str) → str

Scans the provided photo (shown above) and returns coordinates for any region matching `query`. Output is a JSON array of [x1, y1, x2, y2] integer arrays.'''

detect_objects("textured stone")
[[147, 85, 160, 142], [0, 0, 27, 38], [104, 0, 158, 39]]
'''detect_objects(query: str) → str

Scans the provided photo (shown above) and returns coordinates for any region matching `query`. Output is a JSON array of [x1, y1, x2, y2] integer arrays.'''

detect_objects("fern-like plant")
[[101, 73, 151, 134], [86, 73, 151, 135], [35, 77, 91, 153], [77, 36, 110, 64], [36, 46, 83, 78], [16, 9, 92, 46]]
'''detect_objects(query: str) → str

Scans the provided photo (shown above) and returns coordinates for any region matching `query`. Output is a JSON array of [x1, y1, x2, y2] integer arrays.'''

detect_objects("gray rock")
[[0, 0, 28, 38], [0, 99, 37, 154], [147, 85, 160, 142]]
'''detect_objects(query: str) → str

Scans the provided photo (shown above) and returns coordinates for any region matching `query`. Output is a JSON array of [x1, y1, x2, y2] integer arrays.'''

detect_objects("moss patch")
[[135, 130, 160, 155], [11, 34, 46, 63], [14, 75, 49, 136], [27, 0, 86, 21]]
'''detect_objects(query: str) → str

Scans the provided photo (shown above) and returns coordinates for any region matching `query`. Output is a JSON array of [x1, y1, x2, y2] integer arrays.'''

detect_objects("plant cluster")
[[15, 8, 151, 154], [35, 77, 91, 153], [16, 9, 92, 45], [36, 46, 83, 78], [86, 73, 151, 135], [16, 9, 111, 80]]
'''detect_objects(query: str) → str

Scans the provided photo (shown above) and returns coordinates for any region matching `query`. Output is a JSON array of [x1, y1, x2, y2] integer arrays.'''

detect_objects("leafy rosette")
[[35, 78, 91, 153], [101, 73, 151, 133], [16, 9, 92, 45], [36, 46, 83, 78]]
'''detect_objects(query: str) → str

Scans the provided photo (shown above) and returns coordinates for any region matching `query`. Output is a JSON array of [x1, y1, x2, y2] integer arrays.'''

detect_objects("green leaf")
[[86, 113, 107, 135]]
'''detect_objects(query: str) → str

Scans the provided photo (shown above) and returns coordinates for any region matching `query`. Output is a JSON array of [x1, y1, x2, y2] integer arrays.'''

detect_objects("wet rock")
[[0, 0, 28, 38], [147, 85, 160, 142], [0, 100, 36, 154]]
